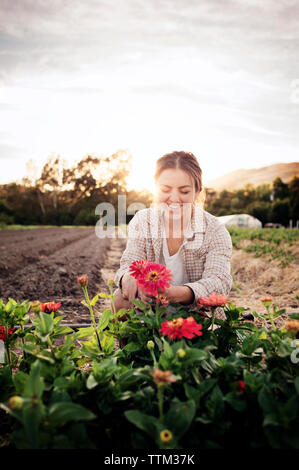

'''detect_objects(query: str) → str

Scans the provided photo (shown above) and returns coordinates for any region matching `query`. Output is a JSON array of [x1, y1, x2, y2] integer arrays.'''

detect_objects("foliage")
[[205, 176, 299, 225], [0, 292, 298, 449], [0, 151, 153, 226], [228, 227, 298, 267]]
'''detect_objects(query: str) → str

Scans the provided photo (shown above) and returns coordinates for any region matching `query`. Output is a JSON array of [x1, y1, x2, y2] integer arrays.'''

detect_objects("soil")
[[0, 227, 116, 324], [0, 227, 297, 329]]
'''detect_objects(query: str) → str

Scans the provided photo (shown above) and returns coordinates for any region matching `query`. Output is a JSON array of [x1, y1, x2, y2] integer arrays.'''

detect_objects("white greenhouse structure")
[[217, 213, 262, 228]]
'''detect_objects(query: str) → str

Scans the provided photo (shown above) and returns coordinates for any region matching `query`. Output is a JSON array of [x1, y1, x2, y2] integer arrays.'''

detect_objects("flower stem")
[[211, 307, 216, 331], [158, 386, 164, 423], [47, 337, 57, 361], [108, 283, 119, 334], [151, 349, 157, 366], [83, 285, 102, 350], [5, 326, 11, 368]]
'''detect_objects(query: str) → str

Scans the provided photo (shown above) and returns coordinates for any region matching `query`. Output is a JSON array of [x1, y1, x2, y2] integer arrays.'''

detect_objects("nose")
[[167, 190, 181, 203]]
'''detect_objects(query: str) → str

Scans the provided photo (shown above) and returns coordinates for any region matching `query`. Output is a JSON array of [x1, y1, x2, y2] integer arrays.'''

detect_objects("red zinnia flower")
[[129, 260, 149, 280], [40, 302, 61, 313], [0, 326, 14, 342], [160, 316, 203, 341], [197, 292, 228, 308], [238, 380, 245, 393], [136, 262, 172, 297]]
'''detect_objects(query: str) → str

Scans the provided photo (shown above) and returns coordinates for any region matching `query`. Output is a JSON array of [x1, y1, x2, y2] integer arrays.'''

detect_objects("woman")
[[113, 151, 233, 313]]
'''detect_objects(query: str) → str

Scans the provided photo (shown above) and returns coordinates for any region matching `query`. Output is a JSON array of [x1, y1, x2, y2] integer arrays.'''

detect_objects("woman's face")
[[155, 168, 198, 224]]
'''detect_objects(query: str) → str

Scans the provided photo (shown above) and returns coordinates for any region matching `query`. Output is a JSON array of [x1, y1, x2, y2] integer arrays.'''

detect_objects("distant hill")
[[205, 162, 299, 191]]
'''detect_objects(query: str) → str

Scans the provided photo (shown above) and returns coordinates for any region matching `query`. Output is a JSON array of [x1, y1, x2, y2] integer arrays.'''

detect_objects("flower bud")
[[259, 332, 267, 340], [147, 340, 155, 350], [77, 274, 88, 287], [160, 429, 173, 444], [8, 395, 24, 410], [30, 301, 41, 313], [107, 279, 114, 287], [176, 348, 186, 358]]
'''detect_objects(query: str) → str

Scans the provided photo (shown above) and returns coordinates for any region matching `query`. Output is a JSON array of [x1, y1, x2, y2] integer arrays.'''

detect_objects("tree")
[[288, 176, 299, 223], [271, 199, 290, 227], [248, 201, 271, 226], [273, 177, 289, 200]]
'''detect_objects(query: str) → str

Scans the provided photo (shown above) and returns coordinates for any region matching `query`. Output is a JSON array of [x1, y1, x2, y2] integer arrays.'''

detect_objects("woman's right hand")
[[121, 272, 138, 301], [121, 272, 155, 305]]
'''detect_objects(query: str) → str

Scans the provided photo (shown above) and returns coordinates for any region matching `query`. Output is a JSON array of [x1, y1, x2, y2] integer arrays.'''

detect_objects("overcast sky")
[[0, 0, 299, 191]]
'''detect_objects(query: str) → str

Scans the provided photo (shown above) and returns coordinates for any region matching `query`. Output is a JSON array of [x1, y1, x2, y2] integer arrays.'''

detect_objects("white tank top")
[[160, 221, 189, 286]]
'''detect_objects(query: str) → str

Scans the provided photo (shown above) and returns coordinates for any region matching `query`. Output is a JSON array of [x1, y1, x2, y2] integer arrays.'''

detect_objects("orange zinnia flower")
[[197, 292, 228, 308], [156, 294, 169, 306], [150, 368, 176, 386], [261, 297, 272, 303], [77, 274, 88, 287], [285, 320, 299, 332], [160, 316, 203, 341], [40, 302, 61, 313]]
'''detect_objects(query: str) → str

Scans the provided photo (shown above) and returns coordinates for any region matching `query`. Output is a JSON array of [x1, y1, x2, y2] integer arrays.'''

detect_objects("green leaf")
[[124, 410, 162, 437], [74, 326, 94, 339], [206, 385, 224, 419], [12, 371, 28, 395], [48, 402, 96, 426], [86, 374, 98, 390], [258, 386, 276, 414], [97, 309, 112, 331], [183, 348, 208, 366], [225, 392, 247, 412], [123, 342, 141, 354], [90, 294, 99, 306], [53, 325, 73, 338], [23, 360, 45, 399], [295, 377, 299, 395], [164, 399, 196, 439], [131, 299, 147, 311]]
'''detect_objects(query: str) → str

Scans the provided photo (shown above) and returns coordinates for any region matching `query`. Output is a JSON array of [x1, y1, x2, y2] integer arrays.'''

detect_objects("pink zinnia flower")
[[136, 261, 172, 297], [150, 368, 177, 386], [197, 292, 228, 308], [129, 260, 149, 280]]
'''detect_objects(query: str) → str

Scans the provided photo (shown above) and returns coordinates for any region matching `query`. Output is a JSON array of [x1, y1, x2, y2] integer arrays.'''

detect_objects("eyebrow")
[[160, 184, 192, 189]]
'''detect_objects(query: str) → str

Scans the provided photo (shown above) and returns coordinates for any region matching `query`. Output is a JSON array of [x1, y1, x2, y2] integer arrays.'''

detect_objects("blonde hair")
[[154, 151, 205, 206]]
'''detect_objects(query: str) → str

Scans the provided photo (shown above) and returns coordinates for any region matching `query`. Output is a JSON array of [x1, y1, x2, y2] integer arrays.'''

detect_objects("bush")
[[73, 208, 98, 226], [0, 293, 298, 449]]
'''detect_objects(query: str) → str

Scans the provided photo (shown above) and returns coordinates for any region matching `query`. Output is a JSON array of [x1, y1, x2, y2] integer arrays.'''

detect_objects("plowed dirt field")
[[0, 227, 297, 328], [0, 227, 113, 323]]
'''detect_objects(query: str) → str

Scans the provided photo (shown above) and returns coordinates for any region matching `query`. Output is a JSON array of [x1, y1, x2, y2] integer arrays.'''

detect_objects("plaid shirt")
[[114, 205, 233, 309]]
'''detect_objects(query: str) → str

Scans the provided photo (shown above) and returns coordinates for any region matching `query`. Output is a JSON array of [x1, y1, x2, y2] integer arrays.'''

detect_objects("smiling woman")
[[113, 151, 233, 314]]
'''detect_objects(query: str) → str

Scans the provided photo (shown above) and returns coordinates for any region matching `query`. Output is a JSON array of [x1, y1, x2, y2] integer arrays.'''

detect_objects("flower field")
[[0, 227, 298, 449]]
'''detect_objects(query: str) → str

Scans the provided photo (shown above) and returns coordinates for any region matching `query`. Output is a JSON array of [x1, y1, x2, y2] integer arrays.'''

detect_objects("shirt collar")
[[185, 205, 204, 239], [155, 204, 204, 240]]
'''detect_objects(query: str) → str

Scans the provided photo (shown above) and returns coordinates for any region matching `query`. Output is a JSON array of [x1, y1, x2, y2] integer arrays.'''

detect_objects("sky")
[[0, 0, 299, 192]]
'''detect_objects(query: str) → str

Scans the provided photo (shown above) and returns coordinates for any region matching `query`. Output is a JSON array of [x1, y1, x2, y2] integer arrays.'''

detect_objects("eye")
[[181, 191, 190, 195]]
